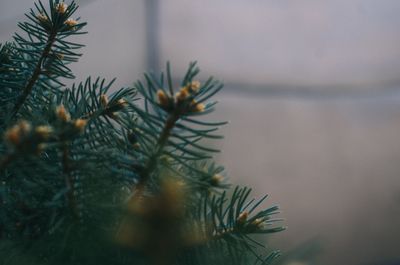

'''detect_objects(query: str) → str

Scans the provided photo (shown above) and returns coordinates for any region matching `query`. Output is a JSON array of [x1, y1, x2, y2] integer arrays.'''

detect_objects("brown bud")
[[210, 174, 223, 186], [55, 2, 68, 14], [237, 211, 249, 225], [190, 100, 205, 113], [117, 98, 128, 108], [56, 105, 70, 122], [5, 126, 21, 146], [74, 119, 87, 132], [64, 18, 78, 27], [175, 87, 190, 102], [251, 218, 264, 229], [195, 103, 205, 112], [190, 80, 201, 92], [37, 13, 48, 22], [35, 125, 53, 139], [157, 90, 170, 108], [4, 121, 31, 146], [100, 94, 109, 107]]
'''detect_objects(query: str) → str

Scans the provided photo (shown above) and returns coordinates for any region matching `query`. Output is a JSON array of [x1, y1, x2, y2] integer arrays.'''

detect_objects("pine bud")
[[35, 125, 53, 140], [236, 211, 249, 225], [251, 218, 264, 230], [55, 2, 68, 14], [194, 103, 205, 112], [190, 100, 205, 113], [157, 90, 170, 108], [100, 94, 109, 107], [210, 174, 223, 186], [37, 13, 48, 22], [74, 119, 87, 132], [4, 120, 31, 146], [175, 87, 190, 102], [4, 127, 21, 146], [117, 98, 128, 108], [189, 80, 201, 92], [64, 18, 78, 27], [56, 105, 70, 122]]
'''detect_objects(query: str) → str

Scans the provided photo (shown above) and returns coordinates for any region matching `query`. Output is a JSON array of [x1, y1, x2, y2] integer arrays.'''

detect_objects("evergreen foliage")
[[0, 1, 285, 264]]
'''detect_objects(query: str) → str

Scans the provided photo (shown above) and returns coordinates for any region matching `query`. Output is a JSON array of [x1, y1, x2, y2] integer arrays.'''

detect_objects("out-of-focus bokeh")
[[1, 1, 400, 264]]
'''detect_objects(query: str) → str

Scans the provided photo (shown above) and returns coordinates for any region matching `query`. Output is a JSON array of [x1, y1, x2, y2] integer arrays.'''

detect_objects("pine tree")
[[0, 1, 285, 264]]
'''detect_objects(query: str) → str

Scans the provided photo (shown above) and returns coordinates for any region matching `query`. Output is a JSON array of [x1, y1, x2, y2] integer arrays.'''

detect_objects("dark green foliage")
[[0, 1, 285, 265]]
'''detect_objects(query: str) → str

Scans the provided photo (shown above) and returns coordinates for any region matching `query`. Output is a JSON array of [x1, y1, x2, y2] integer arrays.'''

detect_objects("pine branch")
[[61, 143, 79, 219], [136, 110, 180, 191], [0, 2, 286, 264], [5, 0, 87, 121], [129, 63, 226, 195], [10, 30, 57, 119], [197, 186, 285, 263]]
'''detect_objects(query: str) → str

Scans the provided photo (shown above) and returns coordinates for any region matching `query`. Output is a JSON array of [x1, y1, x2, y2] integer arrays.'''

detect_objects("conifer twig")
[[11, 31, 58, 119], [134, 111, 180, 193], [61, 143, 79, 219]]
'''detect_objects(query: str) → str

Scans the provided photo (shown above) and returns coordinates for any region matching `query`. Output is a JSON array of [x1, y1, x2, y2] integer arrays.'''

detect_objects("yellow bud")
[[55, 2, 68, 14], [74, 119, 87, 132], [251, 218, 264, 229], [35, 125, 53, 139], [64, 18, 78, 27], [194, 103, 205, 112], [4, 121, 31, 146], [157, 90, 169, 108], [117, 98, 128, 108], [190, 80, 201, 92], [4, 126, 21, 145], [190, 100, 205, 113], [175, 87, 190, 102], [237, 211, 249, 224], [37, 13, 48, 22], [56, 105, 70, 122], [100, 94, 109, 107], [211, 174, 223, 186]]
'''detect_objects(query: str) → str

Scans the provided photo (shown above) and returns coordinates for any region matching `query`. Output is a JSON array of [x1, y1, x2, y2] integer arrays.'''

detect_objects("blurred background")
[[1, 0, 400, 264]]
